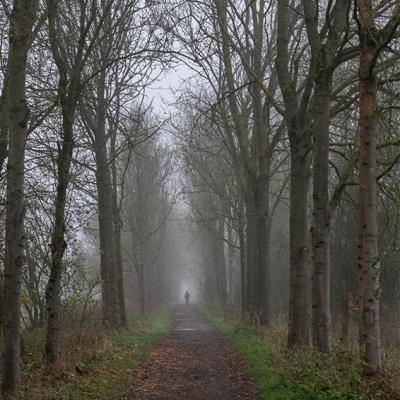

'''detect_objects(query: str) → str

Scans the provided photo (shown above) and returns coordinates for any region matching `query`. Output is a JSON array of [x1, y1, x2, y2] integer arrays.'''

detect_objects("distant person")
[[184, 290, 190, 305]]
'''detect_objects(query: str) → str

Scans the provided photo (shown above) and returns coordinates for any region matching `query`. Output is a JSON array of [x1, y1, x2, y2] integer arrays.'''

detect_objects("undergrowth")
[[18, 309, 172, 400], [207, 313, 397, 400]]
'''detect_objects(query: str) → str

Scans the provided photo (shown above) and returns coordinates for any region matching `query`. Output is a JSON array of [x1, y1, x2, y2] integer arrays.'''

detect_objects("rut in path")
[[122, 305, 260, 400]]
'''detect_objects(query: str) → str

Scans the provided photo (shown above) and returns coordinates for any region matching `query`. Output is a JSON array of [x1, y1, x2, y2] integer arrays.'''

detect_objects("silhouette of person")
[[184, 290, 190, 305]]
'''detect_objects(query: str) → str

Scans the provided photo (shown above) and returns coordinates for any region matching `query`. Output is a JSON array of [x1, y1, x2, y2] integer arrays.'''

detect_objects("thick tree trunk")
[[81, 72, 123, 328], [245, 179, 258, 314], [111, 146, 127, 326], [288, 150, 311, 348], [90, 80, 120, 327], [2, 1, 37, 395], [94, 137, 120, 327], [255, 172, 270, 325], [358, 41, 381, 374], [312, 77, 332, 353], [45, 111, 74, 363], [114, 215, 127, 326], [277, 0, 312, 347]]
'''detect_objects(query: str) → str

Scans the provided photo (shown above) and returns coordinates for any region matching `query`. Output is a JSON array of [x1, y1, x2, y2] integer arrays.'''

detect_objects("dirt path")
[[122, 305, 259, 400]]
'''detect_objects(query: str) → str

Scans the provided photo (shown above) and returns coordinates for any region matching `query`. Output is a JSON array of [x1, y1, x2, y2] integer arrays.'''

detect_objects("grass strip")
[[22, 309, 172, 400], [207, 313, 367, 400]]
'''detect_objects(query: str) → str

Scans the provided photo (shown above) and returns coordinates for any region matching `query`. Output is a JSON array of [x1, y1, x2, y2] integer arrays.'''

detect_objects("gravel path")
[[122, 305, 259, 400]]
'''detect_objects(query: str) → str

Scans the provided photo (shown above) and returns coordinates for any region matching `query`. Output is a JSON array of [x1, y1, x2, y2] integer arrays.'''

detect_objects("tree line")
[[1, 0, 400, 397], [0, 0, 179, 397], [174, 0, 400, 376]]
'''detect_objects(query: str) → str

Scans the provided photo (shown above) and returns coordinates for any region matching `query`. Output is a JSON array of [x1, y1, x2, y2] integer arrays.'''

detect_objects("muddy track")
[[122, 305, 259, 400]]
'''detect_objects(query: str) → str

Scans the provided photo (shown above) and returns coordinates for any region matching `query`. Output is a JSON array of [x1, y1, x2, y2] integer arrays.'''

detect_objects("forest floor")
[[122, 305, 259, 400]]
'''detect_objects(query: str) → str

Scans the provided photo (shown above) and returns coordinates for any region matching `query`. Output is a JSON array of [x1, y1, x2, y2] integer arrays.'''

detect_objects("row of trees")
[[1, 1, 400, 397], [175, 0, 400, 375], [0, 0, 179, 397]]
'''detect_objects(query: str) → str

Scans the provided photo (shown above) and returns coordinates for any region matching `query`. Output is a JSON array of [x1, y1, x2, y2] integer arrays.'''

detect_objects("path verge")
[[20, 309, 172, 400], [207, 313, 372, 400]]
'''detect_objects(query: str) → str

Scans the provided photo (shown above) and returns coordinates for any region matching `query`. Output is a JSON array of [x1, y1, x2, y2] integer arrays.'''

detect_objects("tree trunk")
[[94, 134, 120, 327], [227, 217, 235, 306], [357, 39, 381, 374], [340, 282, 350, 348], [138, 259, 145, 315], [111, 143, 127, 326], [238, 199, 248, 312], [216, 217, 227, 308], [276, 0, 312, 347], [250, 1, 270, 325], [245, 179, 258, 315], [312, 77, 333, 353], [255, 172, 270, 325], [0, 81, 9, 172], [113, 213, 127, 326], [45, 109, 74, 363], [288, 150, 311, 348], [2, 0, 38, 395]]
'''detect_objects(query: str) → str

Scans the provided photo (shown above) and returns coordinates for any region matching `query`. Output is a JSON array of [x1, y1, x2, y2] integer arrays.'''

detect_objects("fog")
[[3, 1, 400, 393]]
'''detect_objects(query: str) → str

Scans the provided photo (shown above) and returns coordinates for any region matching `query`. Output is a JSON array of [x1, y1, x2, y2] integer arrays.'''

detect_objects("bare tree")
[[355, 0, 400, 374], [45, 0, 114, 363], [301, 0, 352, 353], [1, 0, 39, 396], [276, 0, 313, 347]]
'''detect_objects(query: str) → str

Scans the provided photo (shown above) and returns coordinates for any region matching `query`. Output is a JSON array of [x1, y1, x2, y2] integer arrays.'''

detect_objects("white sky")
[[145, 64, 193, 118]]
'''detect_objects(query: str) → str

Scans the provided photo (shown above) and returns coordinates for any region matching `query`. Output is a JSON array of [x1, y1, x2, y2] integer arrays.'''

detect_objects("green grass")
[[20, 310, 172, 400], [207, 313, 295, 400], [207, 314, 369, 400]]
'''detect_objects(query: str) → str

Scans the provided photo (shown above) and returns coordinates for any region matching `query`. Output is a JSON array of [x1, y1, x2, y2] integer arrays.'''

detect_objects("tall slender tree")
[[301, 0, 351, 353], [355, 0, 400, 374], [1, 0, 39, 396], [45, 0, 114, 364], [276, 0, 313, 347]]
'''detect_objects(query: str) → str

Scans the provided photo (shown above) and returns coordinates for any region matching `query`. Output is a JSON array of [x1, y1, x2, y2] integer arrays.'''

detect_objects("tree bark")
[[2, 0, 38, 395], [312, 77, 333, 353], [288, 151, 311, 347], [111, 137, 127, 326], [255, 172, 270, 325], [238, 198, 248, 312], [277, 0, 312, 347], [45, 0, 85, 362], [0, 81, 9, 172], [227, 216, 235, 306], [245, 180, 258, 314], [354, 0, 400, 374], [357, 35, 381, 374], [86, 72, 120, 327], [216, 217, 227, 308], [113, 207, 127, 325], [301, 0, 351, 353], [94, 125, 120, 327], [45, 107, 75, 363]]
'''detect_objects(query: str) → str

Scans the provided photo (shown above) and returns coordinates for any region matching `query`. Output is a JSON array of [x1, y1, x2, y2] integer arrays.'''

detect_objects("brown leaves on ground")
[[123, 306, 259, 400]]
